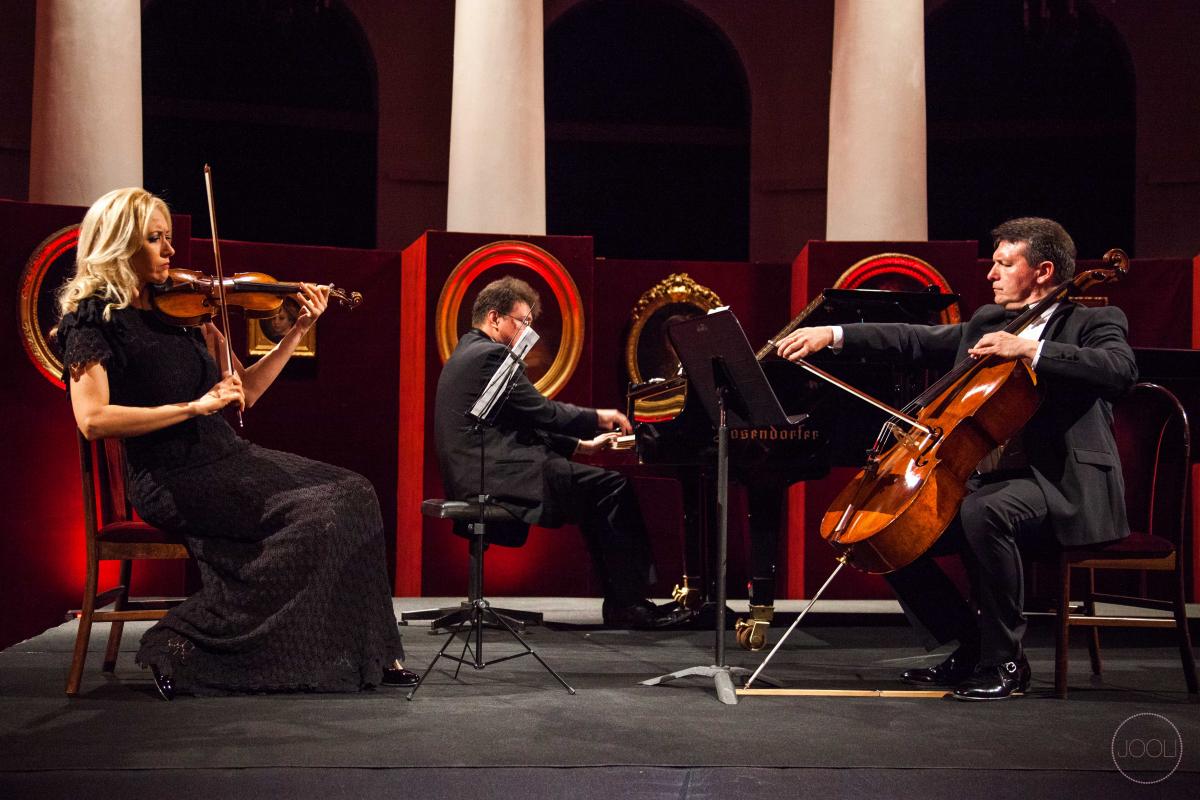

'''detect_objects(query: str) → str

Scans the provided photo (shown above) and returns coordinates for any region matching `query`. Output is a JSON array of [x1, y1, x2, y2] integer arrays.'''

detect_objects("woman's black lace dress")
[[58, 298, 404, 695]]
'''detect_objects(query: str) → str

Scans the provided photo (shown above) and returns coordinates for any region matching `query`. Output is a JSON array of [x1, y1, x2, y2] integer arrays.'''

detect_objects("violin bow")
[[203, 164, 243, 428]]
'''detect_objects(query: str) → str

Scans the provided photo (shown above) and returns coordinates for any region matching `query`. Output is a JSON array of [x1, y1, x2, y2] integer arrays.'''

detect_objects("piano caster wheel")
[[735, 604, 774, 651], [671, 575, 704, 611], [735, 617, 769, 651]]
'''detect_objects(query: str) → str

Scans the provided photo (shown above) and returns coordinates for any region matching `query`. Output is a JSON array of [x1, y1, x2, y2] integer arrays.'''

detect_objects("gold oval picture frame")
[[18, 224, 80, 389], [834, 252, 961, 324], [435, 240, 584, 399], [624, 273, 723, 420]]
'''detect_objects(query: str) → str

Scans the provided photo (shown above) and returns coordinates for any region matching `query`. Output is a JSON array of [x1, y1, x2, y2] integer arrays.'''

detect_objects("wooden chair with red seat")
[[65, 432, 190, 697], [1054, 382, 1198, 698]]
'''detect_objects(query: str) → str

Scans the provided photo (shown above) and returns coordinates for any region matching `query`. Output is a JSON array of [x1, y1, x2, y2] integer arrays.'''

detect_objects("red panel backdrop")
[[5, 199, 1195, 652], [398, 231, 596, 597], [189, 238, 404, 576], [0, 199, 192, 648], [0, 199, 402, 649]]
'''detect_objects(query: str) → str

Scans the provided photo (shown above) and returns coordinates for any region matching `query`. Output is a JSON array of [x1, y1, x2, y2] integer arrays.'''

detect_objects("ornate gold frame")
[[247, 309, 316, 358], [18, 224, 80, 389], [624, 273, 723, 419], [435, 240, 584, 399]]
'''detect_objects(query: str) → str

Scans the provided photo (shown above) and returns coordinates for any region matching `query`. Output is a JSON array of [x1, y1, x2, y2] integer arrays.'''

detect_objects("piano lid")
[[809, 288, 960, 325]]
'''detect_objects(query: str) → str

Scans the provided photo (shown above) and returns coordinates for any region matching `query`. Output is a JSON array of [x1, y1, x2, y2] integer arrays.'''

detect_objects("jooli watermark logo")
[[1111, 713, 1183, 784]]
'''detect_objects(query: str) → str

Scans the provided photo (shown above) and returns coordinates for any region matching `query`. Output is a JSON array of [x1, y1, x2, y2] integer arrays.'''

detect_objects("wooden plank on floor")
[[736, 687, 948, 698]]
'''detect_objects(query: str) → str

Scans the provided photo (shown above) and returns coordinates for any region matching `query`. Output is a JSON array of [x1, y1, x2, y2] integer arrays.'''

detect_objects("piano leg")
[[736, 484, 784, 650], [669, 471, 786, 644], [671, 469, 707, 611]]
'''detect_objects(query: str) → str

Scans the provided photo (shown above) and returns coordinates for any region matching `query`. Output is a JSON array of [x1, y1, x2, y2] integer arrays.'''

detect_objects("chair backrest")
[[76, 432, 135, 533], [1112, 382, 1191, 547]]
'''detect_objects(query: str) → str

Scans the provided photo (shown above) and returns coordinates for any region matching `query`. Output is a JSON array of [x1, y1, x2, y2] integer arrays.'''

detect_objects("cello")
[[744, 247, 1129, 688], [819, 248, 1129, 574]]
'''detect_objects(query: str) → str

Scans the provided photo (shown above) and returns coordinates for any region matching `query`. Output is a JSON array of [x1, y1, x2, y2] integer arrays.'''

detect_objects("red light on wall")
[[834, 252, 961, 324]]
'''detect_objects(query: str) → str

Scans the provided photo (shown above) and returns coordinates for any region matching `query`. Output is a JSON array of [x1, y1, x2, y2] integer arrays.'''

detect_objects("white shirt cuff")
[[1030, 339, 1045, 369], [830, 325, 844, 352]]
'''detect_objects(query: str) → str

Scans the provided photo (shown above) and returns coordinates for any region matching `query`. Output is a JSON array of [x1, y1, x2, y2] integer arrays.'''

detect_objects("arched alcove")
[[141, 0, 377, 247], [926, 0, 1136, 257], [545, 0, 749, 260]]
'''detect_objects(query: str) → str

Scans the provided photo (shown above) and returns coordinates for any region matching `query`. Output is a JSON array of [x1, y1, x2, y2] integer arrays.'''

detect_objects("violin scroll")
[[1102, 247, 1130, 278], [1071, 247, 1130, 294], [329, 286, 363, 310]]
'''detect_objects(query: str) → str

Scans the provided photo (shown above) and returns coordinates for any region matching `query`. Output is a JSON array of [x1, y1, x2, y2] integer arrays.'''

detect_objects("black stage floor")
[[1, 599, 1196, 799]]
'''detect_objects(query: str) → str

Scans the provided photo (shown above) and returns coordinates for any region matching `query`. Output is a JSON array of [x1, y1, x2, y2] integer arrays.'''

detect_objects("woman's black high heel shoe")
[[382, 660, 419, 687], [150, 666, 176, 701]]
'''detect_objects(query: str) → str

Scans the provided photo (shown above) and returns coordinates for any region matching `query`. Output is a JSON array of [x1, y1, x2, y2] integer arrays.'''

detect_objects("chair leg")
[[1055, 557, 1071, 699], [103, 560, 132, 672], [1084, 568, 1102, 677], [1172, 576, 1199, 695], [468, 534, 485, 602], [66, 556, 100, 697], [102, 622, 124, 673]]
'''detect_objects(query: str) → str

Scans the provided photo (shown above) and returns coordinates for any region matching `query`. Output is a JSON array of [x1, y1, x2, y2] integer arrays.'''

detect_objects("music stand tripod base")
[[640, 665, 767, 706], [401, 602, 542, 634], [407, 598, 575, 700]]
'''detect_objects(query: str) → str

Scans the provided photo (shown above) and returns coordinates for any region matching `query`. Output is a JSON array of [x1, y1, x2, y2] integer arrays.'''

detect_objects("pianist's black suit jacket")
[[840, 301, 1137, 547], [434, 328, 599, 527]]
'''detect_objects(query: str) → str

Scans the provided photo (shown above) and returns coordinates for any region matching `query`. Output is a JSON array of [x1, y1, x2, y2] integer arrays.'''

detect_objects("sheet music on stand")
[[468, 325, 540, 424], [667, 308, 805, 429]]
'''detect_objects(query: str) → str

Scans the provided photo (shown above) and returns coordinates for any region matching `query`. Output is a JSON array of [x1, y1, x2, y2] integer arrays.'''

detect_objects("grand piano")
[[626, 288, 959, 648]]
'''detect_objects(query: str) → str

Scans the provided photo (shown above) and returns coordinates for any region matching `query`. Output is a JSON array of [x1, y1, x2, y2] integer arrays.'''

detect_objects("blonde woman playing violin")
[[57, 188, 415, 698]]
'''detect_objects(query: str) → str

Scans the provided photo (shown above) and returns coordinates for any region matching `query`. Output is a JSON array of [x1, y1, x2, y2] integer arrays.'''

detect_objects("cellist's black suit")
[[433, 328, 654, 605], [838, 301, 1137, 665]]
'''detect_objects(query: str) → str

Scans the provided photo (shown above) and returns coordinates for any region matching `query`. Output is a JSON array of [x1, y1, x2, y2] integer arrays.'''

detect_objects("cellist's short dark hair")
[[991, 217, 1076, 284], [471, 276, 541, 326]]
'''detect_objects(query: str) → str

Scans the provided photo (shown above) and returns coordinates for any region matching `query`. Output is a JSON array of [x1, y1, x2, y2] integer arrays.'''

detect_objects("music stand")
[[639, 309, 798, 704]]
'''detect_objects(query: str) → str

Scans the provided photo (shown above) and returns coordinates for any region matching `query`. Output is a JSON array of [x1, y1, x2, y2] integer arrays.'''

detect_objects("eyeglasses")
[[501, 312, 534, 328]]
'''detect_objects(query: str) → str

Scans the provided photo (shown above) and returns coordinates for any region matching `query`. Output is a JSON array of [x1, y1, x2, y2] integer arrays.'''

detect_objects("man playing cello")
[[776, 218, 1136, 700]]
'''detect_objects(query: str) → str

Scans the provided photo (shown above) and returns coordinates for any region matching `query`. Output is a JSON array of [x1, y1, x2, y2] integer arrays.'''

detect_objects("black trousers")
[[545, 459, 654, 605], [884, 471, 1053, 666]]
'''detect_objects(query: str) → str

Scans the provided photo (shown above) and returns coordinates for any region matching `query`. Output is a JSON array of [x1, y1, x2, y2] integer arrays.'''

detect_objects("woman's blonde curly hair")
[[57, 187, 171, 321]]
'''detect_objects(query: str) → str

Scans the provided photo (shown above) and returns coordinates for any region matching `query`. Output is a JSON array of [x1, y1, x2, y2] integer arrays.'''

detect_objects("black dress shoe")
[[901, 645, 979, 686], [602, 599, 694, 629], [150, 665, 175, 701], [381, 666, 420, 687], [951, 656, 1031, 701]]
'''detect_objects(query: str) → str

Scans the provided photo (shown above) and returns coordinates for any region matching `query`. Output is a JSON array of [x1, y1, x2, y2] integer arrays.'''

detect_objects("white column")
[[29, 0, 142, 206], [446, 0, 545, 235], [826, 0, 927, 240]]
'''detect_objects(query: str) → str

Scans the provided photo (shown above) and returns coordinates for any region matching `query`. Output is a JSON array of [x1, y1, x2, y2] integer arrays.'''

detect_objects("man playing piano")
[[434, 276, 690, 629], [775, 218, 1136, 700]]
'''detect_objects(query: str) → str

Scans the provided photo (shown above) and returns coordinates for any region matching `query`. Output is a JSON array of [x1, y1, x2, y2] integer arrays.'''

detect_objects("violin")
[[148, 268, 363, 327]]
